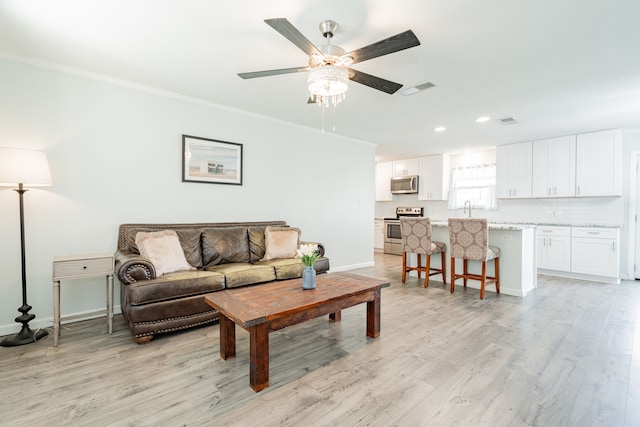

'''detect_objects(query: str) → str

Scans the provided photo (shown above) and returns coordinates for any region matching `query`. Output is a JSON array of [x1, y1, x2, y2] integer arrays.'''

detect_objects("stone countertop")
[[375, 218, 622, 228], [430, 221, 536, 230]]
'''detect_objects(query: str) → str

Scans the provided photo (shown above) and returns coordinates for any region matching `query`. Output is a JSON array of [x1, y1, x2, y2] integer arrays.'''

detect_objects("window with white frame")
[[448, 163, 497, 210]]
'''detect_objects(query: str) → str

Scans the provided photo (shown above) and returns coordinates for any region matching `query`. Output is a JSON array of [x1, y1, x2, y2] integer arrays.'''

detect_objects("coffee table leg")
[[219, 314, 236, 360], [329, 311, 341, 322], [366, 287, 381, 338], [249, 323, 269, 392]]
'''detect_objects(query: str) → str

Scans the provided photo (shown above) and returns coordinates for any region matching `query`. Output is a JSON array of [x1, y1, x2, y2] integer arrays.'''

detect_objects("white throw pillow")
[[135, 230, 195, 276], [261, 226, 301, 261]]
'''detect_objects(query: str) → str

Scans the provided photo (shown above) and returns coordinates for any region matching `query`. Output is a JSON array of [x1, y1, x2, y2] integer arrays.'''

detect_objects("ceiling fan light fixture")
[[307, 65, 349, 107]]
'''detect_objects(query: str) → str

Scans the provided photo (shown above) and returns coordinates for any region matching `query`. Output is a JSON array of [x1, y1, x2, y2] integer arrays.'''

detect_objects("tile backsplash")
[[376, 196, 624, 227]]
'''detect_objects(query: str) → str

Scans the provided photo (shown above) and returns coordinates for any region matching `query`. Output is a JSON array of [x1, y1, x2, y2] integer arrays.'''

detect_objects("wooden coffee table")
[[204, 272, 390, 392]]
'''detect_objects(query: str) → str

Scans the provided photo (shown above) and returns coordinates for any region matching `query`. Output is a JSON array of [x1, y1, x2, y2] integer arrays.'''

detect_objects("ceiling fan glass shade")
[[307, 65, 349, 107]]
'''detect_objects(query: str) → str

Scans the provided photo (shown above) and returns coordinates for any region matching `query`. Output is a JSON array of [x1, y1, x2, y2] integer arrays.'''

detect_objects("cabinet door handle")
[[513, 188, 516, 197], [549, 238, 552, 247], [612, 241, 615, 252], [577, 185, 580, 195], [554, 187, 557, 195], [587, 231, 599, 235]]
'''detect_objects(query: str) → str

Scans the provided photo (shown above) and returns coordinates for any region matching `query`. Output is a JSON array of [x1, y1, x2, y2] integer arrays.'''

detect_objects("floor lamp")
[[0, 147, 52, 346]]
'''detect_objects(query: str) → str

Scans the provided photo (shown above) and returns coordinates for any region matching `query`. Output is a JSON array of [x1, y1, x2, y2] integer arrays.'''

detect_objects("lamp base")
[[0, 304, 49, 347], [1, 326, 48, 347]]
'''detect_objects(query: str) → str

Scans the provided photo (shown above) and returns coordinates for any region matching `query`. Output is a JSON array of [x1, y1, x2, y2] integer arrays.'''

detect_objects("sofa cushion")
[[261, 226, 301, 261], [175, 229, 204, 268], [202, 227, 250, 267], [205, 262, 276, 288], [248, 226, 268, 262], [254, 258, 305, 280], [135, 230, 196, 276], [126, 270, 225, 305]]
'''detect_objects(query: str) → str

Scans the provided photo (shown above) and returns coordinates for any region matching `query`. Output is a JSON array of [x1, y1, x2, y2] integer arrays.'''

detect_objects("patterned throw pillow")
[[135, 230, 195, 276]]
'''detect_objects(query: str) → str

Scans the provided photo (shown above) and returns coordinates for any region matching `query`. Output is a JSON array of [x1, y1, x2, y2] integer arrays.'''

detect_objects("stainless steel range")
[[383, 207, 424, 255]]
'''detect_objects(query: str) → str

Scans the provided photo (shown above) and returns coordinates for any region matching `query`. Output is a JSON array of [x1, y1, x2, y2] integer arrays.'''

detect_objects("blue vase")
[[302, 265, 316, 290]]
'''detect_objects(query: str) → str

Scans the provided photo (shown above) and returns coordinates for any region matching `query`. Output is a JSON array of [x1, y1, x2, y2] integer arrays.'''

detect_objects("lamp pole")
[[0, 183, 48, 346]]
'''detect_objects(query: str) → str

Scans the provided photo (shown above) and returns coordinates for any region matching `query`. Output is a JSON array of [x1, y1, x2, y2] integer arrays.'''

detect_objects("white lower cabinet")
[[571, 227, 619, 278], [537, 226, 620, 283], [537, 226, 571, 271]]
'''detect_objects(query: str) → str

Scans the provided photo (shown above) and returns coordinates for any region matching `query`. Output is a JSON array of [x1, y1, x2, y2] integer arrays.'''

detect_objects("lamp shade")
[[0, 147, 52, 187]]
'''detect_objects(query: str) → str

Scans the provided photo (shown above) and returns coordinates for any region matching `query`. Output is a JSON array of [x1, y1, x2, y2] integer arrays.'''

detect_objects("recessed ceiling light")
[[434, 127, 446, 132], [476, 116, 490, 123]]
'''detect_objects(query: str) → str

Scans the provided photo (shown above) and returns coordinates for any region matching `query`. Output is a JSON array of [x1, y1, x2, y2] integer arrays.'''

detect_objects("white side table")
[[52, 253, 115, 347]]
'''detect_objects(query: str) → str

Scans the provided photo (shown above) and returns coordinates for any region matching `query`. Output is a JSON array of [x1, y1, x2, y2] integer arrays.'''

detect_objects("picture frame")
[[182, 135, 243, 185]]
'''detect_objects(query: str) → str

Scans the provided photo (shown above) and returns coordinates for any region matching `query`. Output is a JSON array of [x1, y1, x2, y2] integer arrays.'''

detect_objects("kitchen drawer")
[[53, 255, 114, 280], [537, 226, 571, 237], [571, 227, 618, 239]]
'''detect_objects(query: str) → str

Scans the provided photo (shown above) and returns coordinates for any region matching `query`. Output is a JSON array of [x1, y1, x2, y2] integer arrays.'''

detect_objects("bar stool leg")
[[450, 257, 455, 293], [402, 251, 407, 283], [424, 254, 431, 288]]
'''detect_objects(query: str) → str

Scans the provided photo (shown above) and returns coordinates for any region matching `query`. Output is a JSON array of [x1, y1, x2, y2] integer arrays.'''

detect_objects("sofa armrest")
[[301, 241, 325, 257], [115, 250, 157, 284]]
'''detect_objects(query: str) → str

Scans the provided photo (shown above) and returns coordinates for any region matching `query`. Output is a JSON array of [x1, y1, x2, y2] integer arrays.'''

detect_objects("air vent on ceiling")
[[497, 117, 518, 125], [400, 81, 436, 96]]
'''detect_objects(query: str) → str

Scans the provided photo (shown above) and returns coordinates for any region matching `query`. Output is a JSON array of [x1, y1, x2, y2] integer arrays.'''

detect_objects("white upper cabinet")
[[418, 154, 450, 200], [532, 135, 576, 197], [375, 161, 394, 201], [392, 158, 419, 176], [576, 129, 622, 197], [496, 141, 532, 198]]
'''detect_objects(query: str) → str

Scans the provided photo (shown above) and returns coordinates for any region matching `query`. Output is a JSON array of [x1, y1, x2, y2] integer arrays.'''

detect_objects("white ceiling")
[[1, 0, 640, 161]]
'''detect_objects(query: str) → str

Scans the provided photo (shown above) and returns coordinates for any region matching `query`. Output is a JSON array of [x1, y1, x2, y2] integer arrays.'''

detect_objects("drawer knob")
[[83, 266, 87, 269]]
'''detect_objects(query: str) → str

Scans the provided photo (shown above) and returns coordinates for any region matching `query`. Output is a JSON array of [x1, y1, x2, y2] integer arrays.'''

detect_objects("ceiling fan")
[[238, 18, 421, 105]]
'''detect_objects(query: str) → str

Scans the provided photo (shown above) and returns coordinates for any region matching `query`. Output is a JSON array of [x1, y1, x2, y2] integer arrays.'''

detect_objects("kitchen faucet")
[[463, 200, 472, 218]]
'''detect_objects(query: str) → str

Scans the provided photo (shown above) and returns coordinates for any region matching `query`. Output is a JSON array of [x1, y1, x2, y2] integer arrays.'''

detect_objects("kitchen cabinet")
[[374, 219, 384, 249], [392, 158, 419, 177], [571, 227, 619, 278], [375, 161, 394, 201], [532, 135, 576, 197], [418, 154, 450, 200], [576, 129, 622, 196], [536, 226, 571, 271], [496, 141, 532, 198]]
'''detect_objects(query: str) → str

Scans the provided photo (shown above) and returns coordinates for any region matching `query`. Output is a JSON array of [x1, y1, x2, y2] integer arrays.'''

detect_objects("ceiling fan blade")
[[264, 18, 324, 57], [238, 66, 310, 79], [348, 69, 403, 94], [343, 30, 420, 65]]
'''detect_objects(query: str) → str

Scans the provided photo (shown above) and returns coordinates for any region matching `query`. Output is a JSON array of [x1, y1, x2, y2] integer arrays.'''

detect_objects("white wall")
[[0, 58, 376, 336]]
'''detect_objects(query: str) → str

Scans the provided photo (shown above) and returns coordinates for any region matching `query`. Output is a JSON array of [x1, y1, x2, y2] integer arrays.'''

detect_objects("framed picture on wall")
[[182, 135, 243, 185]]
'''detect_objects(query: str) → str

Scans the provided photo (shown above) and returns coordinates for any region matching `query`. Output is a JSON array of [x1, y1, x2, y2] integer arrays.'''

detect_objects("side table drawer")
[[53, 257, 113, 279]]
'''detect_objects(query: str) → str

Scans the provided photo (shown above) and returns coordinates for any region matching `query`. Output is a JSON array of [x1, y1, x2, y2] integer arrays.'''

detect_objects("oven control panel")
[[396, 207, 423, 216]]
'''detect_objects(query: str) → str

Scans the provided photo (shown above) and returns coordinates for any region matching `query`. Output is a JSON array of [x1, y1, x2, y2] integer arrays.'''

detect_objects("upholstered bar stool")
[[448, 218, 500, 299], [400, 217, 446, 288]]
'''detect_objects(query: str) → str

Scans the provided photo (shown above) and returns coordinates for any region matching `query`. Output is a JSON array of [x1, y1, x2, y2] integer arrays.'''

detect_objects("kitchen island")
[[407, 221, 537, 297]]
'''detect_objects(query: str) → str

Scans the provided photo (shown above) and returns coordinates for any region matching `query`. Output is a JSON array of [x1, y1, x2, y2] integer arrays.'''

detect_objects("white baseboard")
[[330, 261, 375, 272]]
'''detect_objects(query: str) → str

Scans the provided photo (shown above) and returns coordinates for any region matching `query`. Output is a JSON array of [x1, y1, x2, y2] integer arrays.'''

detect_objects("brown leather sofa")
[[115, 221, 329, 343]]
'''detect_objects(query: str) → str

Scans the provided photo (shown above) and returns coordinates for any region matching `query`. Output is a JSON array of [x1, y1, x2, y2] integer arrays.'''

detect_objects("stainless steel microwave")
[[390, 175, 419, 194]]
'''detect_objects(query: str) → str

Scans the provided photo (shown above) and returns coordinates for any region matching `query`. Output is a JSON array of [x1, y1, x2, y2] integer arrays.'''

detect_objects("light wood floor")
[[2, 252, 640, 426]]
